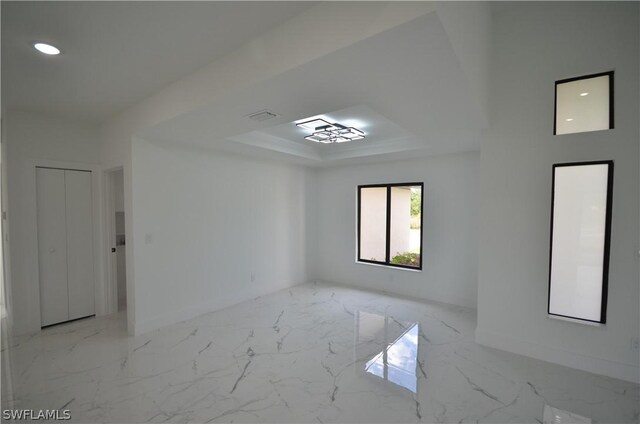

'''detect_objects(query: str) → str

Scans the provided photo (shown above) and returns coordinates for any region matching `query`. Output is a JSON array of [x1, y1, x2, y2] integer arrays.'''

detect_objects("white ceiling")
[[1, 1, 315, 122], [141, 12, 484, 166]]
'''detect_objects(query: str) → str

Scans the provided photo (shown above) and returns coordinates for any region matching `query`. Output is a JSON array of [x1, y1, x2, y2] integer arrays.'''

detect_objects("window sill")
[[356, 260, 422, 272], [547, 314, 604, 327]]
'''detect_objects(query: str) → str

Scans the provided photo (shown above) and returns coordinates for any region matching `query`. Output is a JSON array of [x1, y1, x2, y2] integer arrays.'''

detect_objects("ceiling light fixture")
[[296, 118, 365, 144], [580, 92, 589, 96], [33, 42, 60, 55], [565, 118, 574, 122]]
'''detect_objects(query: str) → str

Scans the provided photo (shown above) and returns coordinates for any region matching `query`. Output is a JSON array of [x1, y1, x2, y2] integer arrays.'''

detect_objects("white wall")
[[314, 151, 479, 309], [435, 1, 491, 128], [4, 111, 103, 334], [477, 2, 639, 383], [130, 138, 314, 334], [1, 110, 13, 331]]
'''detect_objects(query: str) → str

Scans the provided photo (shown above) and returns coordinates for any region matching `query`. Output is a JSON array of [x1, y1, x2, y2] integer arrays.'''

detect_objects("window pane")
[[555, 73, 612, 135], [548, 163, 611, 323], [359, 187, 387, 262], [389, 186, 421, 267]]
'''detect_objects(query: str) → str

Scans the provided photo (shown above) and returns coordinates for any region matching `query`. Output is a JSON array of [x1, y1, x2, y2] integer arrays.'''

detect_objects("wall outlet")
[[631, 337, 640, 352], [144, 233, 153, 245]]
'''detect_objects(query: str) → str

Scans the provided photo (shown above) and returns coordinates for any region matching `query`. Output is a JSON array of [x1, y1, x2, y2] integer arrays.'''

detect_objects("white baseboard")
[[475, 327, 640, 384]]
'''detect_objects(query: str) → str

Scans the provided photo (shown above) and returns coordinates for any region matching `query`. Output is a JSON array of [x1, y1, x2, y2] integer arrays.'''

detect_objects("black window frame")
[[547, 160, 614, 324], [357, 182, 424, 271], [553, 70, 614, 135]]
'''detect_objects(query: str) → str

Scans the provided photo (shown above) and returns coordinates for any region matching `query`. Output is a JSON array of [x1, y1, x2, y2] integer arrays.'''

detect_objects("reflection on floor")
[[362, 313, 419, 393], [1, 282, 638, 423], [543, 404, 592, 424]]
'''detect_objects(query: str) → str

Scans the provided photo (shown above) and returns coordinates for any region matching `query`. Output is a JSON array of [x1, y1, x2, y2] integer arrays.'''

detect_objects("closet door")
[[65, 170, 95, 320], [36, 168, 69, 327]]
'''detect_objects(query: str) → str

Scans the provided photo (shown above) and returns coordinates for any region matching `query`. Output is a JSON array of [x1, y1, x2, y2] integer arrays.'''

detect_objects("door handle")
[[111, 248, 116, 253]]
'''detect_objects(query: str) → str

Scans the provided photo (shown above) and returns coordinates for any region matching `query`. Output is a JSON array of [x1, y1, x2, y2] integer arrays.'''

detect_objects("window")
[[548, 161, 613, 324], [554, 71, 614, 135], [357, 183, 423, 270]]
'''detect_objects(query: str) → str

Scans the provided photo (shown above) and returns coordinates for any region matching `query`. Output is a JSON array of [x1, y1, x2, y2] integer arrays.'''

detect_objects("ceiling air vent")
[[247, 109, 279, 122]]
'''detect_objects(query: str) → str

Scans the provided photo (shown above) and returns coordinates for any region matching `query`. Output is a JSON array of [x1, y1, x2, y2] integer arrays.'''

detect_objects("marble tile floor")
[[1, 282, 638, 423]]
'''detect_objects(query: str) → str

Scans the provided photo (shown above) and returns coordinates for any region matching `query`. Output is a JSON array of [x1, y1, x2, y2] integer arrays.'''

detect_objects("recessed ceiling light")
[[580, 92, 589, 97], [33, 42, 60, 55], [565, 118, 574, 122]]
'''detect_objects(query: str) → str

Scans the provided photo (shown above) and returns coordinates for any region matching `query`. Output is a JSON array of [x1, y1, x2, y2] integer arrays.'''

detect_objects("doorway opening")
[[105, 168, 127, 315]]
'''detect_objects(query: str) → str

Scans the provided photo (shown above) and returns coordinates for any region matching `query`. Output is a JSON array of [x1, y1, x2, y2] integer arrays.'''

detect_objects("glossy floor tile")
[[2, 282, 638, 423]]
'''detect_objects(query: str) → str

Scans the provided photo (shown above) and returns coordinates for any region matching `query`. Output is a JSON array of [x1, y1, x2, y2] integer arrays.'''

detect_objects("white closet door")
[[65, 170, 95, 320], [37, 168, 69, 327]]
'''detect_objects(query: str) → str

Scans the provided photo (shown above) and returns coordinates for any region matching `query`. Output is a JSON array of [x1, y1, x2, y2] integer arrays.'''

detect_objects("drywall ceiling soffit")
[[139, 11, 483, 167], [228, 105, 420, 161]]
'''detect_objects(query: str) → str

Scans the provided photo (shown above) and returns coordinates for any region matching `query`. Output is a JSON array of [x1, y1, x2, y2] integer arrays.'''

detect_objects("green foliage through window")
[[410, 190, 421, 217], [391, 252, 420, 267]]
